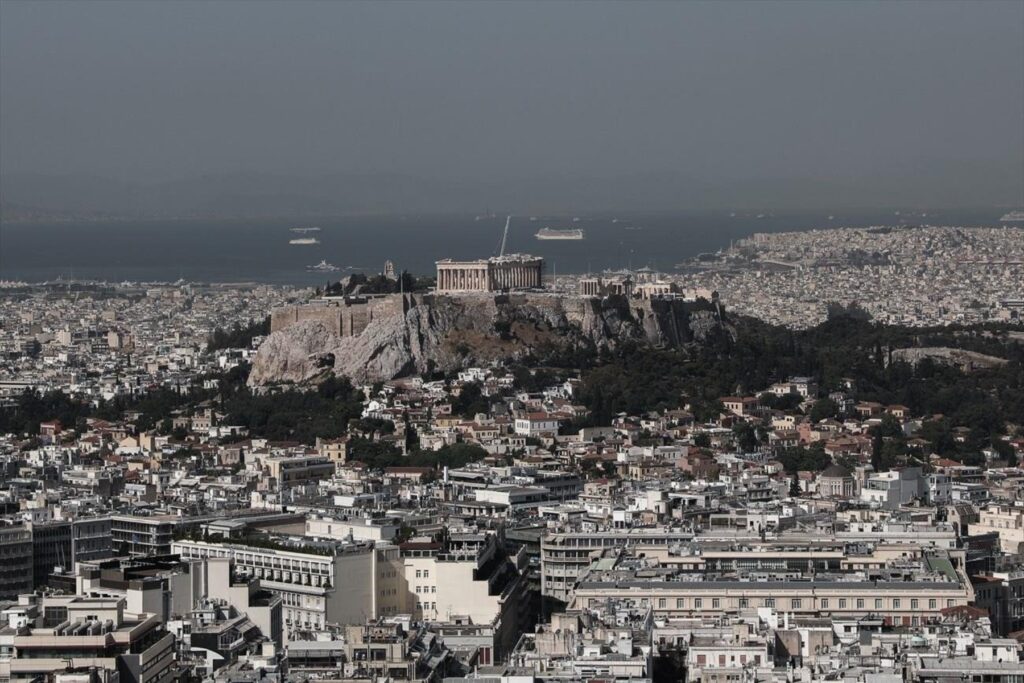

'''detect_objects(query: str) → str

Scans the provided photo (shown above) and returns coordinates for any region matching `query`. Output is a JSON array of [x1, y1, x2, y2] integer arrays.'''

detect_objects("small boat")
[[307, 260, 339, 272], [289, 238, 320, 245]]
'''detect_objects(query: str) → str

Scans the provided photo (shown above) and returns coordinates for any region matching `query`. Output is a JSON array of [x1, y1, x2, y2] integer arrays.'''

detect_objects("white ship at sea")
[[290, 226, 321, 233], [289, 237, 320, 245], [536, 228, 584, 240], [1000, 210, 1024, 222], [307, 259, 339, 272]]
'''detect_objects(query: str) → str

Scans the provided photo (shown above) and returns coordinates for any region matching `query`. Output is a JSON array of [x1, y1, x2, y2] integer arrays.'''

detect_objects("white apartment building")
[[514, 412, 560, 437], [972, 505, 1024, 554], [171, 538, 404, 637]]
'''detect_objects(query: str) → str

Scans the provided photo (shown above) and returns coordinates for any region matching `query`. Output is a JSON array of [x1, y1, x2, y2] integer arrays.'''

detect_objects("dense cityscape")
[[673, 225, 1024, 329], [3, 0, 1023, 681], [0, 221, 1023, 683]]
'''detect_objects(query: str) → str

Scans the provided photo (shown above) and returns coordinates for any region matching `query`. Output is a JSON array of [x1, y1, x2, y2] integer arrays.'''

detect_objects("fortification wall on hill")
[[271, 294, 411, 337]]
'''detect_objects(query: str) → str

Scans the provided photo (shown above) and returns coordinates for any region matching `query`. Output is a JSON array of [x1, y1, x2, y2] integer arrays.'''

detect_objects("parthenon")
[[436, 254, 543, 292]]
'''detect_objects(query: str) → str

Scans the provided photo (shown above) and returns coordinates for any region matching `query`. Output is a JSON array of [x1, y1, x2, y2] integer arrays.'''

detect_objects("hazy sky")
[[1, 0, 1022, 212]]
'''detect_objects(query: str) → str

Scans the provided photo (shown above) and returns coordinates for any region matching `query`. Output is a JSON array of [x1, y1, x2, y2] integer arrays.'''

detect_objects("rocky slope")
[[890, 346, 1008, 371], [248, 293, 732, 386]]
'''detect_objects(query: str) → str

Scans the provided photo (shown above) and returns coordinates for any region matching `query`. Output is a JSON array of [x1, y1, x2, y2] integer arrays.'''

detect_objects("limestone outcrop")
[[248, 293, 731, 386]]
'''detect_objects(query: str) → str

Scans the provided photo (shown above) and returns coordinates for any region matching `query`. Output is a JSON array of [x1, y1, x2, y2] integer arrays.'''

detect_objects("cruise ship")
[[289, 237, 320, 245], [1000, 211, 1024, 222], [536, 228, 584, 241]]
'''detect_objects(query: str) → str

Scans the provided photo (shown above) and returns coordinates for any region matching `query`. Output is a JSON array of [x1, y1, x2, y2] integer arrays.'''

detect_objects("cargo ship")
[[536, 228, 584, 240], [289, 237, 320, 245]]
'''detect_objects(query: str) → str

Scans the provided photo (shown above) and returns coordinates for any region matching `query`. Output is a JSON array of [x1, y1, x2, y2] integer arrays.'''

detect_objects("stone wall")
[[271, 295, 410, 337]]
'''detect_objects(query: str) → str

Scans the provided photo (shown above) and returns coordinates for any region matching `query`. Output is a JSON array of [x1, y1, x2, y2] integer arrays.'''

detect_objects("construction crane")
[[498, 215, 511, 257]]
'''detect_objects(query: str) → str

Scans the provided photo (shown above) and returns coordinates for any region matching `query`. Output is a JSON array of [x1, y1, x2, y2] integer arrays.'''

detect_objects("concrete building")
[[262, 455, 335, 489], [569, 549, 972, 627], [513, 412, 561, 437], [541, 529, 699, 604], [0, 520, 33, 600], [971, 570, 1024, 637], [400, 533, 531, 662], [860, 467, 926, 509], [972, 504, 1024, 554], [305, 514, 399, 542], [111, 515, 182, 556], [30, 517, 113, 588], [0, 595, 175, 683], [171, 537, 405, 637], [436, 254, 543, 292]]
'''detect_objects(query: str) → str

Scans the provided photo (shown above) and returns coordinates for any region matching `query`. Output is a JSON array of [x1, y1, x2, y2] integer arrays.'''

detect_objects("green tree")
[[809, 398, 839, 423], [733, 423, 758, 452]]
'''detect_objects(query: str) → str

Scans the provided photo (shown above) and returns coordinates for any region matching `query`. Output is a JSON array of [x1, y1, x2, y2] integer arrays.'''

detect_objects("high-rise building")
[[0, 520, 33, 600]]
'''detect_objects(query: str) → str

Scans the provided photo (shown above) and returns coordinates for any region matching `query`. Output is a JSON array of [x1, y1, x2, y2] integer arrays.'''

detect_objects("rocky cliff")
[[248, 293, 731, 386]]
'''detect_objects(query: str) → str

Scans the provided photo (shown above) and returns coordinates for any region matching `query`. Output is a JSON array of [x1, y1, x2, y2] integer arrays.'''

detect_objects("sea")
[[0, 209, 1010, 286]]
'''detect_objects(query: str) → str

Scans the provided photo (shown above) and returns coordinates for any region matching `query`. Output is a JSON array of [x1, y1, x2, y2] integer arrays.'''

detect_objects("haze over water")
[[0, 209, 1007, 285]]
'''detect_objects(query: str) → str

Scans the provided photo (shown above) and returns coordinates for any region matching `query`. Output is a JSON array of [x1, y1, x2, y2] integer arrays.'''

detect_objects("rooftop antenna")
[[499, 215, 511, 257]]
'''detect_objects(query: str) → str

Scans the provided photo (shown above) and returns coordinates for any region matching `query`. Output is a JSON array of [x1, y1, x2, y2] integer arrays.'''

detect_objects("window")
[[911, 599, 919, 610], [677, 598, 685, 608], [658, 598, 666, 608], [712, 598, 721, 609], [415, 570, 421, 578], [856, 599, 864, 609], [792, 599, 801, 609], [739, 598, 749, 608], [839, 599, 847, 608], [423, 570, 429, 578], [929, 599, 937, 609], [893, 599, 901, 609], [694, 598, 703, 608], [875, 599, 882, 609], [764, 598, 775, 608], [820, 599, 829, 609]]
